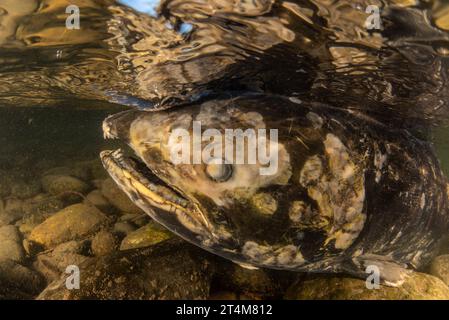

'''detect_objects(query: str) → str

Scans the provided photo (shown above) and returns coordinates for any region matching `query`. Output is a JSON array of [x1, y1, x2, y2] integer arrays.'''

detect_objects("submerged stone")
[[84, 189, 114, 214], [101, 178, 143, 214], [33, 240, 93, 283], [29, 203, 107, 248], [213, 263, 297, 298], [41, 174, 90, 197], [0, 225, 25, 263], [120, 222, 172, 250], [285, 272, 449, 300], [91, 230, 117, 256], [113, 221, 136, 236], [10, 179, 41, 199], [0, 199, 25, 225], [430, 254, 449, 286], [37, 239, 214, 300], [0, 259, 45, 299]]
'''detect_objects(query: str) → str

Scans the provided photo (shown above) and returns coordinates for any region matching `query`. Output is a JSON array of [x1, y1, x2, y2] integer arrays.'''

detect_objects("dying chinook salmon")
[[100, 94, 449, 286]]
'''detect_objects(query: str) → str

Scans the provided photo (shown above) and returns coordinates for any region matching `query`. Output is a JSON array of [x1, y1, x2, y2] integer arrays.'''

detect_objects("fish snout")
[[102, 110, 141, 140]]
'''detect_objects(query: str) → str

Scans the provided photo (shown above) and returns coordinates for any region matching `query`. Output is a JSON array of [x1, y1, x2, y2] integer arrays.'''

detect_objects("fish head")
[[101, 96, 367, 269]]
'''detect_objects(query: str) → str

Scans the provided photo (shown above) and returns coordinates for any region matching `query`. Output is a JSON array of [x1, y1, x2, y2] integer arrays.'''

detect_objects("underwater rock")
[[119, 213, 149, 227], [84, 189, 114, 214], [119, 222, 172, 251], [86, 160, 109, 180], [33, 240, 93, 283], [22, 239, 37, 256], [29, 204, 108, 248], [10, 179, 41, 199], [16, 195, 64, 237], [42, 166, 90, 182], [0, 225, 25, 263], [0, 259, 45, 299], [113, 221, 136, 236], [285, 272, 449, 300], [91, 179, 104, 189], [71, 164, 94, 182], [18, 210, 46, 236], [37, 239, 214, 300], [21, 195, 64, 218], [0, 198, 25, 225], [430, 255, 449, 286], [41, 174, 90, 198], [213, 263, 297, 298], [101, 178, 143, 214], [91, 230, 117, 256]]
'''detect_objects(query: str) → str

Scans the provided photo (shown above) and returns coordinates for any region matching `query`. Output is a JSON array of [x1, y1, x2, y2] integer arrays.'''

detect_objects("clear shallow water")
[[1, 0, 449, 299]]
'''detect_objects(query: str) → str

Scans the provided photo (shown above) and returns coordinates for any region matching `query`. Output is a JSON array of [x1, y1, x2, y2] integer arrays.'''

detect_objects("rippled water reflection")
[[0, 1, 448, 121]]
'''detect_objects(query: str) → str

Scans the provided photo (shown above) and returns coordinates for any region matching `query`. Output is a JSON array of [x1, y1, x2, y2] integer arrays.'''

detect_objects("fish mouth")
[[100, 149, 213, 238], [100, 149, 192, 213]]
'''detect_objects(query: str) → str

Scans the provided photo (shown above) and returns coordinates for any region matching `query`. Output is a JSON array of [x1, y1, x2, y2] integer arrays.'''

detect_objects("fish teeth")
[[102, 116, 117, 139], [112, 148, 123, 158]]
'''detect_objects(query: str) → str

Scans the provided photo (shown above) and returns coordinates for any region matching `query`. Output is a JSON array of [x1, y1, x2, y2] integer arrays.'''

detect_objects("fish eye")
[[205, 163, 233, 182]]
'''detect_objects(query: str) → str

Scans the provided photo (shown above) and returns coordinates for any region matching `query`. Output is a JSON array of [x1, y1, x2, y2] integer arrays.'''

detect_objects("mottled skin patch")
[[101, 95, 449, 285], [249, 192, 278, 216]]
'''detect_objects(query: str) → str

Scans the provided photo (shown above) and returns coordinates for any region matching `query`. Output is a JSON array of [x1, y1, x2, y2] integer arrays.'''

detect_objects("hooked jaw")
[[100, 107, 232, 256], [100, 149, 193, 215], [100, 145, 214, 242], [99, 149, 260, 269], [101, 110, 193, 215]]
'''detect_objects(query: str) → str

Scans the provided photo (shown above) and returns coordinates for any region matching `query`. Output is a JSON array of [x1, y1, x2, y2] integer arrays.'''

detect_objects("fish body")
[[101, 95, 449, 285]]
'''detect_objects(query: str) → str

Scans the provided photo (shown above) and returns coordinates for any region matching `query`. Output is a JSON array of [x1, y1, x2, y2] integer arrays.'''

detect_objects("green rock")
[[120, 222, 172, 250], [285, 272, 449, 300], [0, 225, 25, 263], [84, 189, 114, 214]]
